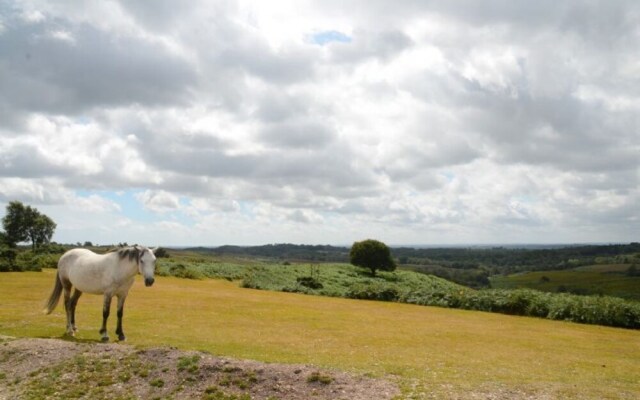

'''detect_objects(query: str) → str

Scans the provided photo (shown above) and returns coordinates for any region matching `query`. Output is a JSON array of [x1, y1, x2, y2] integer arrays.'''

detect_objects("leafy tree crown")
[[349, 239, 396, 276], [1, 201, 56, 250]]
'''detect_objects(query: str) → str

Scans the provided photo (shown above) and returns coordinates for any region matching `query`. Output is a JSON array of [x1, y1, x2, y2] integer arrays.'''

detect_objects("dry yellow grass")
[[1, 269, 639, 399]]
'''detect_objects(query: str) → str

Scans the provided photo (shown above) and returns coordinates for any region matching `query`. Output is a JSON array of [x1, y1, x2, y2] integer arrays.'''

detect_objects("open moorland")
[[490, 264, 640, 301], [1, 268, 639, 399]]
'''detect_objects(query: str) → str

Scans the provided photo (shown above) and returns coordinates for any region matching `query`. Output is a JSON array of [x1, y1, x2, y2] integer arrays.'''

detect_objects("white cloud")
[[68, 195, 121, 213], [136, 190, 181, 213], [47, 29, 75, 44], [0, 0, 637, 245]]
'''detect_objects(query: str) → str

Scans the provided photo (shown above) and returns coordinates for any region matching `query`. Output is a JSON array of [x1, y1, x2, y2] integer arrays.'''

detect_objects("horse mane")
[[116, 246, 146, 263]]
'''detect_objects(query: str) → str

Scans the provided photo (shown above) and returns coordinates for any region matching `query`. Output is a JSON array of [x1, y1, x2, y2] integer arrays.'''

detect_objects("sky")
[[0, 1, 638, 247]]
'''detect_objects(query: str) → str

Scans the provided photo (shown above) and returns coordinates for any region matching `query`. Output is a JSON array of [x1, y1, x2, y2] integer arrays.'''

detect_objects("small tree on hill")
[[350, 239, 396, 277]]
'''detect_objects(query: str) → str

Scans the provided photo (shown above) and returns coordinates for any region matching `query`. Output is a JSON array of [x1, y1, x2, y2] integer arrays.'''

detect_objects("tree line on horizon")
[[197, 242, 639, 268]]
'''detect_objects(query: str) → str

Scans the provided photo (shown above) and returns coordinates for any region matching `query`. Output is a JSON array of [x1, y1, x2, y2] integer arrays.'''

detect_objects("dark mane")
[[117, 246, 146, 263]]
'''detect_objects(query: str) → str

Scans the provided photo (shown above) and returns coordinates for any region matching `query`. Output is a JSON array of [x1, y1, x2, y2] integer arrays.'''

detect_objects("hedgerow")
[[402, 288, 640, 329]]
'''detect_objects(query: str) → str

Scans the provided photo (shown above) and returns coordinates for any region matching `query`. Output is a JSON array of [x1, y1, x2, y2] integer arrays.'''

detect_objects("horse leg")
[[100, 294, 113, 342], [69, 289, 82, 333], [62, 281, 74, 336], [115, 295, 127, 341]]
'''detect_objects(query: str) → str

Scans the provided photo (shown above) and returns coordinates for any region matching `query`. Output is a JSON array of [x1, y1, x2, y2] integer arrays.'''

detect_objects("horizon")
[[1, 1, 638, 246], [46, 241, 636, 250]]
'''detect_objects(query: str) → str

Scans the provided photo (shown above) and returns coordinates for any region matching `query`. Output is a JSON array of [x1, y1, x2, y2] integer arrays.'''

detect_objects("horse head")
[[136, 246, 157, 287]]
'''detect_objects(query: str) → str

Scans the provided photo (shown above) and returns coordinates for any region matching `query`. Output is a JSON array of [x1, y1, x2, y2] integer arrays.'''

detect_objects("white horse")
[[43, 246, 157, 342]]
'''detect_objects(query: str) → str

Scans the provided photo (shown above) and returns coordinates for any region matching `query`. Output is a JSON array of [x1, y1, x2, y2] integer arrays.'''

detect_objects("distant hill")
[[185, 242, 640, 273], [187, 243, 351, 262]]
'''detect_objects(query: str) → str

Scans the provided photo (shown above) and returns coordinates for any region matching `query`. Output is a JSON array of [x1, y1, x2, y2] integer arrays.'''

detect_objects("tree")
[[27, 214, 56, 251], [1, 201, 56, 251], [349, 239, 396, 276], [2, 201, 28, 246]]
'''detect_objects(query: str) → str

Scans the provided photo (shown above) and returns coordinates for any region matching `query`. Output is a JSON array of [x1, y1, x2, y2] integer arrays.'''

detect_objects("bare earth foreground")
[[0, 336, 399, 400]]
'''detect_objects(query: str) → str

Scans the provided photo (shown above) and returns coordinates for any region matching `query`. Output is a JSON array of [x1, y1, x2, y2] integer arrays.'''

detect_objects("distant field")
[[1, 269, 639, 399], [490, 264, 640, 301]]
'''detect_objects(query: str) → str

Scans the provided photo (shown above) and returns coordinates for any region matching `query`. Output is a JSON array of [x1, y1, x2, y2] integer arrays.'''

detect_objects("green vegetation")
[[306, 371, 333, 385], [1, 201, 56, 251], [1, 270, 639, 399], [2, 244, 638, 328], [177, 355, 200, 374], [203, 386, 251, 400], [349, 238, 396, 276], [196, 242, 640, 273], [21, 352, 155, 399], [0, 248, 61, 272], [240, 262, 462, 297], [0, 201, 61, 272], [236, 261, 640, 329], [491, 264, 640, 301], [187, 242, 640, 289]]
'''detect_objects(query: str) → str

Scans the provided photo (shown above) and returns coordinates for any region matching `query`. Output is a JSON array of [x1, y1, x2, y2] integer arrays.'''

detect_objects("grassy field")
[[1, 269, 639, 399], [490, 264, 640, 300]]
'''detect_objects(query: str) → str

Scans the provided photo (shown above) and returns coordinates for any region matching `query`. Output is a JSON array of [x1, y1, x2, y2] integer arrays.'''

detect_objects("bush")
[[296, 276, 323, 289], [154, 247, 170, 258], [13, 251, 43, 272], [400, 287, 640, 329], [33, 253, 60, 269], [346, 282, 401, 302], [167, 264, 204, 280], [0, 246, 17, 272]]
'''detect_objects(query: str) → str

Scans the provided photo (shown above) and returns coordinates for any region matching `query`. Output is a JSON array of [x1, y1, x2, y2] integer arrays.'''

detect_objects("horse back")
[[58, 249, 119, 294]]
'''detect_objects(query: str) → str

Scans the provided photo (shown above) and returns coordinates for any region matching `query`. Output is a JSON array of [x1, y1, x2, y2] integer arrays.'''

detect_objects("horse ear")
[[150, 247, 159, 254]]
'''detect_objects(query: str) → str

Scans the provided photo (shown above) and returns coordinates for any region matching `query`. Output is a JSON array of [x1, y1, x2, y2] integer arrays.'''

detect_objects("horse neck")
[[113, 253, 138, 279]]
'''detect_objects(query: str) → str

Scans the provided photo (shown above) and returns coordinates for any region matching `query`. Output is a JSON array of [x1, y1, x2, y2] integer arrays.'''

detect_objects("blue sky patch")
[[310, 30, 351, 45]]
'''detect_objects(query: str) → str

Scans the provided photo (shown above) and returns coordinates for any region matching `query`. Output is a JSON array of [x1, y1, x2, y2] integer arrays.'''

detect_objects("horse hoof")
[[118, 335, 126, 342], [101, 336, 109, 343]]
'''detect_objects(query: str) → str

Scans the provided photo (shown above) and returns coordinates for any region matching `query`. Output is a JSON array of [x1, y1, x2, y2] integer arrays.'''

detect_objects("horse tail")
[[43, 271, 63, 314]]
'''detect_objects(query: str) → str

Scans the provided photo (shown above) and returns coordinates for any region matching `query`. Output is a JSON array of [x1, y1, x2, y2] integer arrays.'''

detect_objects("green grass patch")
[[177, 355, 200, 373], [306, 371, 333, 385]]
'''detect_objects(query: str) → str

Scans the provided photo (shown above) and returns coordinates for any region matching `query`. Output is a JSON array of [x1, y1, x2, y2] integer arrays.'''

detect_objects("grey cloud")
[[259, 120, 336, 149], [0, 178, 68, 205], [117, 0, 194, 32], [462, 93, 638, 173], [189, 13, 316, 85], [253, 91, 311, 123], [333, 0, 638, 44], [288, 210, 312, 224], [129, 117, 376, 192], [404, 42, 638, 175], [0, 143, 69, 177], [329, 29, 413, 64], [0, 12, 196, 117]]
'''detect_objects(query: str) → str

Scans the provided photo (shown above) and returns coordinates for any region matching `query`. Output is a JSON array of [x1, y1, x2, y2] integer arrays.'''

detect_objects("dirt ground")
[[0, 335, 399, 400]]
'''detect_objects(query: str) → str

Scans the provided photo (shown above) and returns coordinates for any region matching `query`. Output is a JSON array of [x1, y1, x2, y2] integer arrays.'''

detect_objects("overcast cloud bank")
[[0, 0, 638, 246]]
